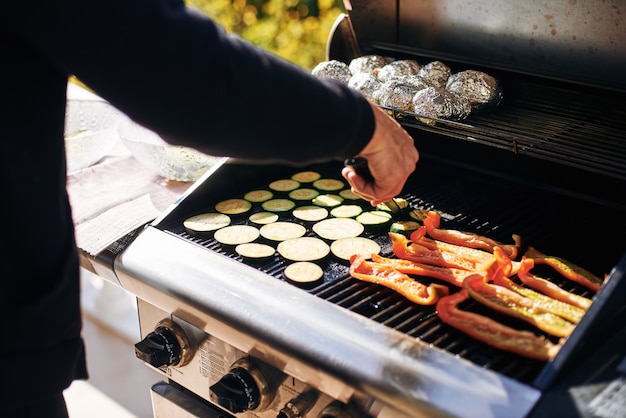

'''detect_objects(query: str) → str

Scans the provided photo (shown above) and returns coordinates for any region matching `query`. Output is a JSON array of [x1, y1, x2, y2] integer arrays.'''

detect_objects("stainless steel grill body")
[[109, 1, 626, 417]]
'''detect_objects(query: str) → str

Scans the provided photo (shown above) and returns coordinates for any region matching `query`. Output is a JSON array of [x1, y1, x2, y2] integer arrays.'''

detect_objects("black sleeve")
[[5, 0, 374, 165]]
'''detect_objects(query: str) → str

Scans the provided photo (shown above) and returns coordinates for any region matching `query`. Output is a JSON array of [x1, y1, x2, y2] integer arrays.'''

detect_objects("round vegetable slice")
[[356, 211, 393, 228], [249, 211, 279, 225], [390, 220, 421, 237], [261, 198, 296, 213], [183, 213, 231, 234], [291, 171, 321, 183], [215, 198, 252, 215], [260, 222, 307, 241], [269, 179, 300, 193], [330, 237, 381, 261], [214, 225, 260, 246], [339, 189, 364, 201], [288, 188, 320, 201], [409, 208, 429, 223], [235, 243, 275, 260], [284, 261, 324, 284], [312, 218, 364, 240], [377, 198, 409, 212], [312, 194, 344, 207], [244, 189, 273, 203], [277, 237, 330, 261], [292, 205, 329, 222], [330, 204, 363, 218], [313, 178, 345, 191]]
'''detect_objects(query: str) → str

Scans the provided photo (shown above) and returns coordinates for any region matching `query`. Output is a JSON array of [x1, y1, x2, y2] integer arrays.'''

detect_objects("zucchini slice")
[[330, 237, 381, 261], [288, 188, 320, 201], [244, 189, 274, 203], [390, 220, 421, 237], [215, 198, 252, 215], [312, 218, 364, 240], [261, 198, 296, 213], [214, 225, 260, 246], [339, 189, 364, 202], [277, 237, 330, 261], [183, 213, 231, 234], [377, 198, 409, 212], [291, 170, 321, 183], [248, 211, 279, 225], [269, 179, 300, 193], [284, 261, 324, 284], [312, 194, 344, 208], [260, 222, 307, 241], [356, 211, 393, 228], [235, 242, 275, 260], [330, 204, 363, 218], [409, 208, 430, 223], [292, 205, 329, 222], [313, 178, 345, 191]]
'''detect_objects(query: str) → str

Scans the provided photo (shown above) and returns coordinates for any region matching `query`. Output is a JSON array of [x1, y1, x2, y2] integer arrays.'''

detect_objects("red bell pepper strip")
[[523, 247, 605, 292], [423, 211, 522, 259], [436, 289, 562, 361], [349, 255, 449, 305], [463, 275, 576, 337], [371, 253, 471, 287], [517, 258, 593, 310], [491, 248, 586, 324], [391, 232, 494, 272]]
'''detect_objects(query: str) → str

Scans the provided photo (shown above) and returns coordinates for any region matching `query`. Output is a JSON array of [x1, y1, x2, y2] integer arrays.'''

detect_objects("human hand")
[[342, 103, 419, 206]]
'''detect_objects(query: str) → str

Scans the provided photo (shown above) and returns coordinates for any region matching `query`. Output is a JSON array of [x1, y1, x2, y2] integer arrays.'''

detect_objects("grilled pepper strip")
[[390, 232, 493, 272], [524, 247, 604, 292], [517, 258, 592, 310], [423, 211, 522, 259], [349, 255, 449, 305], [371, 253, 469, 287], [437, 289, 562, 361], [463, 275, 576, 337], [491, 248, 586, 324], [410, 227, 497, 267]]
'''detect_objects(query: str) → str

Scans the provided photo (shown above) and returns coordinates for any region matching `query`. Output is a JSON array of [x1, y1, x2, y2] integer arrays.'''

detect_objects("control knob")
[[134, 318, 192, 368], [209, 358, 278, 413]]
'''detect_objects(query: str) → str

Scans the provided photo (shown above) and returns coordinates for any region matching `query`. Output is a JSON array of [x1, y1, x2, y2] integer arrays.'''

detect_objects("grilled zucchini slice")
[[260, 222, 307, 241], [284, 261, 324, 284], [215, 198, 252, 215], [261, 198, 296, 213], [291, 171, 321, 183], [292, 205, 329, 222], [330, 237, 381, 261], [183, 213, 231, 234], [312, 218, 364, 240], [214, 225, 260, 246], [277, 237, 330, 261]]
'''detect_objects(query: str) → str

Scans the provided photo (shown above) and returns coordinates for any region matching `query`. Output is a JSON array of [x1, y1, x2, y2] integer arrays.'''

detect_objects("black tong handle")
[[344, 157, 374, 183]]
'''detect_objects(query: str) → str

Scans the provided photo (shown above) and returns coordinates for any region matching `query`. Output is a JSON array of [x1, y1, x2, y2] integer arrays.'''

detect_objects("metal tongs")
[[343, 157, 402, 213]]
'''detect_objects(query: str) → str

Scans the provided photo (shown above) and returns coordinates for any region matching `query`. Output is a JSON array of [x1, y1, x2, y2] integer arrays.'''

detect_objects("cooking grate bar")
[[386, 77, 626, 180]]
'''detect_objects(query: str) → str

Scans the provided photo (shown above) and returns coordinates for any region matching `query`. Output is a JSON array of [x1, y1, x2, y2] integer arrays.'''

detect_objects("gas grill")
[[98, 1, 626, 417]]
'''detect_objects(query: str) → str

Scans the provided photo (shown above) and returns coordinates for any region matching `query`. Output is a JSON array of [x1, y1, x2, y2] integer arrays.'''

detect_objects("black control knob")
[[134, 319, 192, 368], [210, 358, 278, 414], [210, 365, 261, 413]]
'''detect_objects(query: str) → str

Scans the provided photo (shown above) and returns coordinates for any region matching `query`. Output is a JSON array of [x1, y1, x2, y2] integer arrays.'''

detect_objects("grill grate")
[[166, 158, 622, 385], [381, 74, 626, 181]]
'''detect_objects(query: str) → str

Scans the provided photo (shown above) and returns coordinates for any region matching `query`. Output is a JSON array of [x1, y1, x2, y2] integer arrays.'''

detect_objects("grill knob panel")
[[134, 318, 192, 368], [210, 358, 277, 413]]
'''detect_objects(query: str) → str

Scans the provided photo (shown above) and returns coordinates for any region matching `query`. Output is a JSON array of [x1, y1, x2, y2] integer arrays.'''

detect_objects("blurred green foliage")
[[187, 0, 345, 70]]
